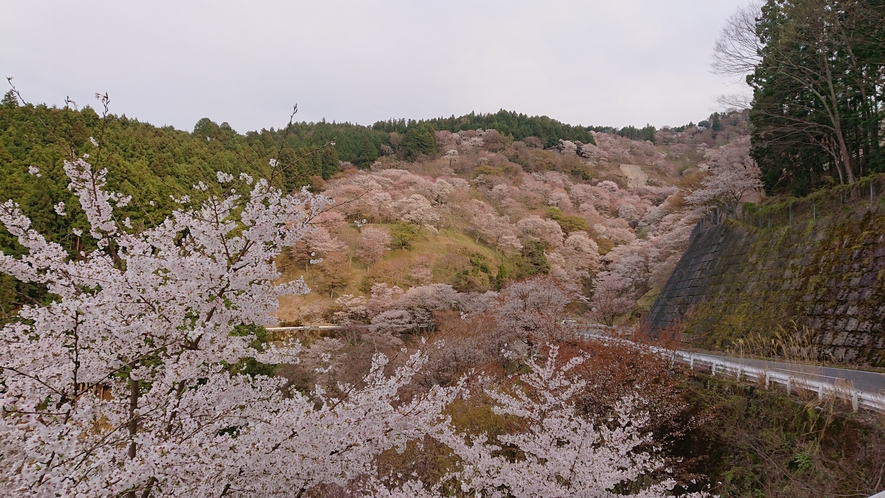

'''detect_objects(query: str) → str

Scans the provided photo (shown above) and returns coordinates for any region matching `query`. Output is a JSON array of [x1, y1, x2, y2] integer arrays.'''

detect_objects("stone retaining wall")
[[646, 206, 885, 366]]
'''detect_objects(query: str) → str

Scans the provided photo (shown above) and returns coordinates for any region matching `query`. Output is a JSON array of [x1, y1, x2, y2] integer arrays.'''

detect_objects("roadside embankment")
[[647, 179, 885, 367]]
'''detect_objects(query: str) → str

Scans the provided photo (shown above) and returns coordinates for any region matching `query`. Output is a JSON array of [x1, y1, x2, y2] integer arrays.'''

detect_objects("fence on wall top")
[[691, 173, 885, 238]]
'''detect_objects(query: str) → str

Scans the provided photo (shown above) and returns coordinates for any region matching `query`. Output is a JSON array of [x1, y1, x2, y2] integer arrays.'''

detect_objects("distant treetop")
[[372, 109, 597, 148]]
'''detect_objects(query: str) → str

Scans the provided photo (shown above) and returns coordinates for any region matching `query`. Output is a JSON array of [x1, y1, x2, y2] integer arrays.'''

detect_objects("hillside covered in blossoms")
[[3, 88, 884, 497]]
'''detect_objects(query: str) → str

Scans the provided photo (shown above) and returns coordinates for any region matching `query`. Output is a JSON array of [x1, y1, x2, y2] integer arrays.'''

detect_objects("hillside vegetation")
[[275, 111, 753, 327], [5, 0, 885, 493], [0, 90, 752, 327], [4, 92, 885, 497]]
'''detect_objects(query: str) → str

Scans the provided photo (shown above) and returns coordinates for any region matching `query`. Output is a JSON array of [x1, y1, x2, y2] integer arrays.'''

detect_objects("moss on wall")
[[647, 202, 885, 367]]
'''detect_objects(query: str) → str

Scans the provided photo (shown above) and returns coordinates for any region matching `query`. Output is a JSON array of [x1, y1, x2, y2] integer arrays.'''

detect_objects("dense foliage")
[[0, 97, 284, 315], [684, 374, 885, 497], [590, 124, 658, 144], [244, 118, 389, 168], [373, 109, 597, 148], [746, 0, 885, 194]]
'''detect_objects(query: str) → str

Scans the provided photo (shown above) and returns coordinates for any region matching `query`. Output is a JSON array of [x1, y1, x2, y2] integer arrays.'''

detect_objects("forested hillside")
[[274, 111, 754, 328], [0, 88, 754, 326], [5, 88, 885, 496], [5, 0, 885, 494], [372, 109, 597, 149]]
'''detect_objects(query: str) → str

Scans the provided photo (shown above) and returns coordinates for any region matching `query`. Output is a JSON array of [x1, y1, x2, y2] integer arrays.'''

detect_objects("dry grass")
[[276, 228, 505, 324], [726, 321, 850, 366]]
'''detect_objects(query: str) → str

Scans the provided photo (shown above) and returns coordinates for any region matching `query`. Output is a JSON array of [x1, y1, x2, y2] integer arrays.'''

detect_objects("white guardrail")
[[664, 350, 885, 498], [666, 350, 885, 413], [578, 330, 885, 414]]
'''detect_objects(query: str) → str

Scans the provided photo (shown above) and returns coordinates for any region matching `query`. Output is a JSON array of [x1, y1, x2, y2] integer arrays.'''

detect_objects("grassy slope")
[[277, 227, 507, 323]]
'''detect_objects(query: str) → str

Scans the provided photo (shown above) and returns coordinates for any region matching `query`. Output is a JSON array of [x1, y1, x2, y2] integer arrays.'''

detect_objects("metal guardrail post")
[[584, 331, 885, 415]]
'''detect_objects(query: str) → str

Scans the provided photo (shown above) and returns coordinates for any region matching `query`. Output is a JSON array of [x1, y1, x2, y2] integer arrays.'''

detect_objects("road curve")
[[687, 352, 885, 394], [578, 328, 885, 395]]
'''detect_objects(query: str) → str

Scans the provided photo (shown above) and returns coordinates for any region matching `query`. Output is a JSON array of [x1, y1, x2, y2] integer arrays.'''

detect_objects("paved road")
[[577, 328, 885, 395], [688, 351, 885, 394]]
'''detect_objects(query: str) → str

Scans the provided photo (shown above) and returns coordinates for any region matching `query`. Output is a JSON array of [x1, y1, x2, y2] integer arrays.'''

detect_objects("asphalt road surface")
[[687, 351, 885, 394], [578, 328, 885, 395]]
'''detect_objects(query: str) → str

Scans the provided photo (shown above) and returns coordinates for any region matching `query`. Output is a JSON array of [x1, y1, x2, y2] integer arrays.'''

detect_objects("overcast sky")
[[2, 0, 752, 134]]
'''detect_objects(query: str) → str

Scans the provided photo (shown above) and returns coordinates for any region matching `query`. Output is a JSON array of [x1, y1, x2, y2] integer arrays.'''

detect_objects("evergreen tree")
[[519, 240, 550, 277], [355, 136, 379, 167], [401, 124, 437, 160], [711, 113, 722, 132], [1, 91, 17, 108], [747, 0, 885, 192]]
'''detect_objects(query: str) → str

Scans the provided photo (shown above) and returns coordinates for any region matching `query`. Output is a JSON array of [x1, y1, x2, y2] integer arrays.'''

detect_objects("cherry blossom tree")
[[395, 193, 439, 227], [458, 130, 484, 149], [332, 294, 369, 324], [579, 139, 609, 162], [311, 209, 347, 232], [465, 200, 522, 252], [589, 272, 634, 326], [434, 130, 458, 150], [323, 173, 394, 223], [356, 225, 392, 267], [685, 137, 762, 217], [370, 309, 417, 333], [304, 226, 347, 257], [0, 158, 458, 497], [557, 139, 578, 155], [434, 346, 697, 498], [546, 188, 573, 210], [367, 282, 406, 317], [603, 239, 662, 299], [443, 149, 459, 169], [493, 276, 573, 344], [549, 231, 600, 283], [515, 215, 564, 249], [396, 283, 460, 325], [422, 179, 455, 206], [594, 218, 637, 246], [597, 180, 620, 193]]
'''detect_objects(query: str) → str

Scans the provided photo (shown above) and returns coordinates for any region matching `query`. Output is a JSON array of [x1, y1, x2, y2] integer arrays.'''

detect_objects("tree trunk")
[[127, 378, 139, 498]]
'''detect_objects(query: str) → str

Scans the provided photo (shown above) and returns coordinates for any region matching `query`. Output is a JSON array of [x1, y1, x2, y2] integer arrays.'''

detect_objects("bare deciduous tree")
[[711, 1, 764, 78]]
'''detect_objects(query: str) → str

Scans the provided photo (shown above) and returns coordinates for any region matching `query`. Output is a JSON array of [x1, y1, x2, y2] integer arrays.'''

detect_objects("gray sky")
[[2, 0, 751, 133]]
